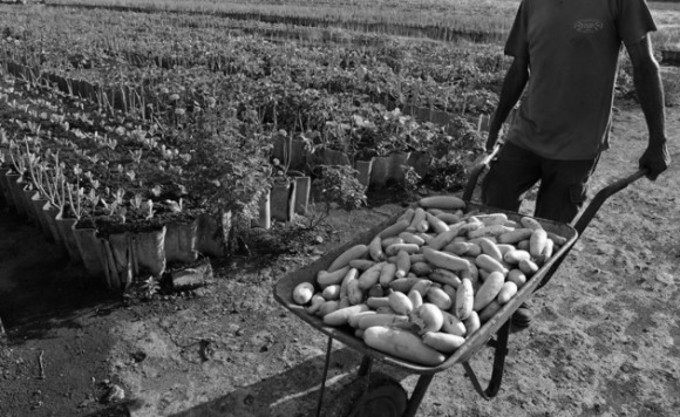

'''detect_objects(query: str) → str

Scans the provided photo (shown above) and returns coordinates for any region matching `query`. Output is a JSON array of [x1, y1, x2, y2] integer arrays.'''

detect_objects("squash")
[[292, 282, 315, 305], [455, 278, 474, 320], [418, 195, 466, 210], [363, 326, 446, 366], [323, 304, 370, 326], [356, 313, 410, 330], [328, 244, 369, 272], [388, 291, 414, 315], [473, 271, 505, 311], [368, 235, 386, 262], [422, 332, 466, 353], [422, 247, 471, 272], [317, 266, 351, 289]]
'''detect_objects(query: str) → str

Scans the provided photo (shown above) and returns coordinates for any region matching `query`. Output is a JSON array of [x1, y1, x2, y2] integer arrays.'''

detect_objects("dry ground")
[[1, 97, 678, 417]]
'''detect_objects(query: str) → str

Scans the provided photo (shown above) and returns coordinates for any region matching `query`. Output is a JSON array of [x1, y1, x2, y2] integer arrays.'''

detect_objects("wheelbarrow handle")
[[463, 145, 647, 233], [462, 144, 501, 202], [536, 168, 647, 291], [571, 169, 647, 235]]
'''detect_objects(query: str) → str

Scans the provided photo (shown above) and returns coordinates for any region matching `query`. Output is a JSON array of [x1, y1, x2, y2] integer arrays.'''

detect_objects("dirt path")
[[0, 102, 678, 417]]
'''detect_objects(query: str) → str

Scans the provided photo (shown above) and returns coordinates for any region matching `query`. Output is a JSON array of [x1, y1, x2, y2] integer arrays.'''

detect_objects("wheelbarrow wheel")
[[324, 372, 407, 417]]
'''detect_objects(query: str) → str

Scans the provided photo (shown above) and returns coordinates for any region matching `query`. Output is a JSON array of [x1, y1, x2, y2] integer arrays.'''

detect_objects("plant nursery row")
[[0, 3, 511, 291]]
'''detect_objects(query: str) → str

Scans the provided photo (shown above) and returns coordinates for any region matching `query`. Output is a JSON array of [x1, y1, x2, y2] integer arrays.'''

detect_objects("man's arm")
[[626, 35, 671, 180], [486, 56, 529, 151]]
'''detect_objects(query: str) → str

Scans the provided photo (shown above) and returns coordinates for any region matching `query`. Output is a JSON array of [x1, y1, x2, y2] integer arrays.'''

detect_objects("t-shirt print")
[[574, 18, 604, 34]]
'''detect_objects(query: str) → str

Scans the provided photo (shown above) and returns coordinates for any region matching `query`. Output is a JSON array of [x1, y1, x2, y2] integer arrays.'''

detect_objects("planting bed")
[[0, 3, 513, 288]]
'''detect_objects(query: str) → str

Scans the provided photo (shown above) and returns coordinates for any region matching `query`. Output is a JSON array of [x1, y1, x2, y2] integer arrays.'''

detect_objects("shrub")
[[312, 165, 367, 211], [183, 110, 271, 224]]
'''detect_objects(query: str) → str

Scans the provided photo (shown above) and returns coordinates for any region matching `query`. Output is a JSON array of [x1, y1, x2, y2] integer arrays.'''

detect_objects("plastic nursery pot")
[[3, 171, 21, 213], [55, 210, 83, 264], [293, 176, 311, 216], [72, 222, 105, 280], [0, 167, 17, 211], [252, 189, 272, 230], [20, 185, 40, 225], [371, 152, 411, 187], [164, 219, 199, 264], [130, 225, 167, 278], [6, 172, 28, 219], [42, 202, 65, 249], [386, 152, 410, 184], [98, 232, 133, 290], [196, 211, 232, 258], [272, 136, 308, 172], [354, 159, 374, 188], [406, 151, 430, 178], [270, 180, 297, 222], [321, 148, 351, 166], [30, 191, 53, 241], [0, 166, 14, 210]]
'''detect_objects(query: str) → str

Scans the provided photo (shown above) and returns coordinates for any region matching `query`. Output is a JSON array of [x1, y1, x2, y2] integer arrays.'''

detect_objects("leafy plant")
[[184, 111, 272, 220], [312, 164, 367, 211], [401, 165, 424, 198]]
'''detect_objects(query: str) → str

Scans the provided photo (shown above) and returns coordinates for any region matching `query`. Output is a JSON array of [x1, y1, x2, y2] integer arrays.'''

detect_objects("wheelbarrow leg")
[[461, 320, 511, 400], [314, 335, 335, 417], [402, 373, 435, 417], [358, 355, 373, 377]]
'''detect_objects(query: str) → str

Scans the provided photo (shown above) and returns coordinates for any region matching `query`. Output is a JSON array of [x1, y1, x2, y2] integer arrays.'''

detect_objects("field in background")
[[45, 0, 518, 44], [45, 0, 680, 48]]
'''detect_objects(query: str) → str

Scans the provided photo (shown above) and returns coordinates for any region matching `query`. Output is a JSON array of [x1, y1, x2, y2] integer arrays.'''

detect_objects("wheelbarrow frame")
[[273, 145, 646, 416]]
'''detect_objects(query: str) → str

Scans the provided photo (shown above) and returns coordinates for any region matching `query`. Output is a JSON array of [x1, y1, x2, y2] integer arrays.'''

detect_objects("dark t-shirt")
[[504, 0, 656, 160]]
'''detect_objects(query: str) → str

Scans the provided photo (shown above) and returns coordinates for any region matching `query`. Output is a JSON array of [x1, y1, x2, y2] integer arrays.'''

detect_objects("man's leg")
[[480, 142, 541, 332], [534, 155, 600, 224], [481, 142, 541, 212]]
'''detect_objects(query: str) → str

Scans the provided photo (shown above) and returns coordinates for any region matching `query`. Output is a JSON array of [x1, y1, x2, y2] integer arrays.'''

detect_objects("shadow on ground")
[[0, 208, 122, 340], [79, 347, 414, 417], [165, 347, 411, 417]]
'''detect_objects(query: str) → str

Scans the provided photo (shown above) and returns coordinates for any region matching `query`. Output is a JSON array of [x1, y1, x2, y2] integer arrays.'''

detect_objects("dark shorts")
[[481, 142, 600, 224]]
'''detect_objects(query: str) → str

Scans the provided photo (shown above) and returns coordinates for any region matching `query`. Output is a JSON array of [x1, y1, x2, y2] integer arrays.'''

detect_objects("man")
[[483, 0, 671, 327]]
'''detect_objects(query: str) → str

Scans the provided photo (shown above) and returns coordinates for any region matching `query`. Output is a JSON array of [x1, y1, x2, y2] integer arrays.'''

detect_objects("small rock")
[[194, 287, 211, 297], [199, 340, 215, 362], [170, 261, 213, 290], [620, 362, 635, 373], [130, 351, 147, 363], [78, 399, 93, 409], [654, 272, 674, 286], [102, 384, 125, 404]]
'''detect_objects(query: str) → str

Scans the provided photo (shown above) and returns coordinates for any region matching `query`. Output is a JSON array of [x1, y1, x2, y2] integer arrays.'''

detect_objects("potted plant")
[[183, 110, 272, 257], [269, 166, 297, 223], [0, 128, 17, 209], [311, 164, 367, 214], [161, 198, 200, 265], [269, 129, 313, 219], [6, 138, 32, 219], [23, 145, 54, 239], [268, 130, 298, 222]]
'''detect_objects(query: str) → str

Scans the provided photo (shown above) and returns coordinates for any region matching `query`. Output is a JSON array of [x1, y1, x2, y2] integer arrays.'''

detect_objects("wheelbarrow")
[[273, 146, 647, 417]]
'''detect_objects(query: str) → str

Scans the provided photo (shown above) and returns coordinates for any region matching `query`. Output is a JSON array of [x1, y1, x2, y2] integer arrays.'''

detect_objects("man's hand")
[[639, 142, 670, 180], [485, 129, 499, 152], [627, 36, 670, 181]]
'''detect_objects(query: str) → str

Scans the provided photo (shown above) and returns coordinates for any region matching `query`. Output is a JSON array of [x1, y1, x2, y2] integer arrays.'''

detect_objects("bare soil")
[[1, 100, 679, 417]]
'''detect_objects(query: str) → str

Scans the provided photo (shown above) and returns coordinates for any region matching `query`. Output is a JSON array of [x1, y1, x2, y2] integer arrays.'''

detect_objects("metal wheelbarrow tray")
[[273, 158, 646, 416]]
